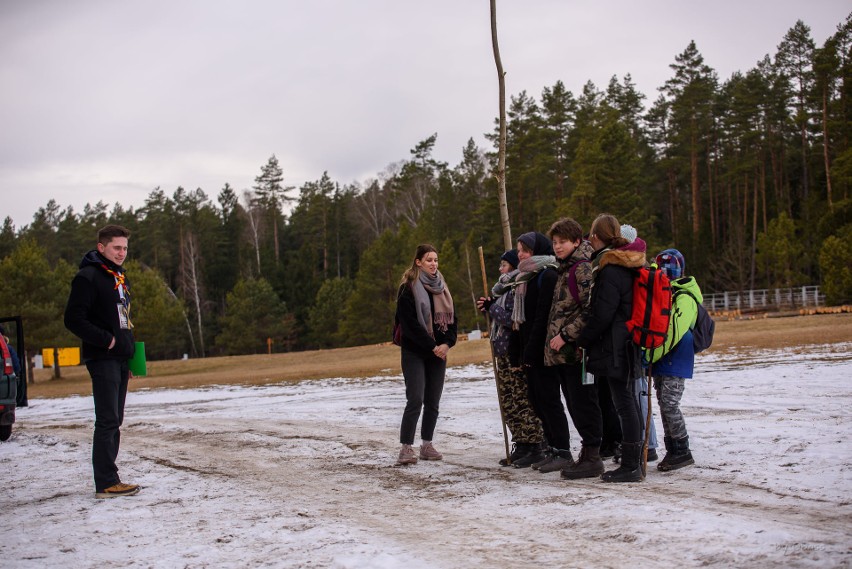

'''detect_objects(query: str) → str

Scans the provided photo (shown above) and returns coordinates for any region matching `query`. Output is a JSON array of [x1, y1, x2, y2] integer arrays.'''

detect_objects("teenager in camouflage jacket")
[[544, 239, 594, 366]]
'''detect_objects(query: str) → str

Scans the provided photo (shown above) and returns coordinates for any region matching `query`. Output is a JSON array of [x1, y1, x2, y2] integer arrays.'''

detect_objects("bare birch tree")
[[490, 0, 513, 250], [179, 230, 206, 357], [242, 190, 263, 275]]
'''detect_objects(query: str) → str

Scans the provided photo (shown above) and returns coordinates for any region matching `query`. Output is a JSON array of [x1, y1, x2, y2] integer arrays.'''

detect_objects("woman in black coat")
[[576, 214, 647, 483], [394, 244, 457, 465]]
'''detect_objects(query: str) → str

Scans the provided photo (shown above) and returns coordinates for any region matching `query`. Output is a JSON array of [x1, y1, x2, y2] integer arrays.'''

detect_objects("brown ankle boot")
[[560, 445, 605, 480]]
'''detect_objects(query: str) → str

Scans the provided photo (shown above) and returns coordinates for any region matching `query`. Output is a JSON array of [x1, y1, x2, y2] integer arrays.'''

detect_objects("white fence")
[[702, 286, 825, 312]]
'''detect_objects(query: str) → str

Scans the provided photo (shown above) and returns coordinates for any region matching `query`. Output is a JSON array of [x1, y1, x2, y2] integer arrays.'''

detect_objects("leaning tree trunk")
[[822, 84, 833, 208], [690, 129, 700, 239], [490, 0, 512, 250]]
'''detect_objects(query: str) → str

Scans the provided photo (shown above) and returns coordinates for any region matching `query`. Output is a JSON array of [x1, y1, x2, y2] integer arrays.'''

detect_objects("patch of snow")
[[1, 344, 850, 567]]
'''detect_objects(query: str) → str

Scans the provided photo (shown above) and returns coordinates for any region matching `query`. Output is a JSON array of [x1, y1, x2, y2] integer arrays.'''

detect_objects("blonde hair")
[[590, 214, 629, 249], [400, 244, 437, 285]]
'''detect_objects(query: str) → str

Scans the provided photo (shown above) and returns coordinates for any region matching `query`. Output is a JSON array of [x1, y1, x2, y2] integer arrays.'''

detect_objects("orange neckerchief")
[[100, 264, 129, 296]]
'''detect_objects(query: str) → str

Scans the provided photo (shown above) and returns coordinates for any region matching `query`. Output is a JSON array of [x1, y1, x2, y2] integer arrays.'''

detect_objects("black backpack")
[[674, 290, 715, 353]]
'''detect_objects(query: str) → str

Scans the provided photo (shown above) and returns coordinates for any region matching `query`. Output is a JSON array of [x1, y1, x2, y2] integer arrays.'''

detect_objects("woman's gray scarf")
[[511, 255, 557, 328], [413, 269, 454, 339]]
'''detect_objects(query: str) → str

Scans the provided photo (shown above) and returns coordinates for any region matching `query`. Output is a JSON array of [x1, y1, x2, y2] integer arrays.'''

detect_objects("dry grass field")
[[25, 312, 852, 399]]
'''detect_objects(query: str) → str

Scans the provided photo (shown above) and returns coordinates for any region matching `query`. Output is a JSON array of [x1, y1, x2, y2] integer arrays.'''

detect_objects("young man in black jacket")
[[64, 225, 140, 497]]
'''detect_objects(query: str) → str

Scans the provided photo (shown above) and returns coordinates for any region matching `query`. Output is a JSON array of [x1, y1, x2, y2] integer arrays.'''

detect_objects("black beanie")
[[500, 249, 519, 269]]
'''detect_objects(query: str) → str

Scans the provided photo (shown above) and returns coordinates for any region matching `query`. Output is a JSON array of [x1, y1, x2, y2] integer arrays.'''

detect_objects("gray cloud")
[[1, 0, 847, 226]]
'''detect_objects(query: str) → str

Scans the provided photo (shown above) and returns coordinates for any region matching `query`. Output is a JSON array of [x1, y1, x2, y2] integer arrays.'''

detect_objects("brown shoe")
[[96, 482, 140, 498], [397, 444, 418, 465], [419, 441, 443, 461]]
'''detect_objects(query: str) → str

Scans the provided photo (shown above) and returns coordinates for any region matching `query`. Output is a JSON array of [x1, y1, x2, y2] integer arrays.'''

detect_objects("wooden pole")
[[478, 246, 511, 464]]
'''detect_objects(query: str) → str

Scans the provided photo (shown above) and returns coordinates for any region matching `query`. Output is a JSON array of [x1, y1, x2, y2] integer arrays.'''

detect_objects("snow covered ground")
[[1, 343, 850, 568]]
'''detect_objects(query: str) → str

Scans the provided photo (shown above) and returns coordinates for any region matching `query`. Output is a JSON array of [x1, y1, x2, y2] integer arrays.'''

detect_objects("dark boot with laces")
[[538, 448, 574, 473], [512, 442, 547, 468], [499, 443, 530, 467], [561, 445, 605, 480]]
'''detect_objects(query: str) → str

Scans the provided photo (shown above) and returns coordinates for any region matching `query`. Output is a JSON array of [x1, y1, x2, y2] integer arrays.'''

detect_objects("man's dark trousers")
[[87, 359, 129, 492]]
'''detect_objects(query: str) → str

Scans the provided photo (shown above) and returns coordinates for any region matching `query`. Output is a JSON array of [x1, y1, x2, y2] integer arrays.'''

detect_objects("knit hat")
[[518, 231, 555, 256], [500, 249, 519, 269], [620, 224, 638, 243], [655, 248, 685, 279], [517, 232, 537, 253]]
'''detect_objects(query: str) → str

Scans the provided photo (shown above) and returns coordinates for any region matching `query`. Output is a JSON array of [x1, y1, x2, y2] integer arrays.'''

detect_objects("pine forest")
[[2, 17, 851, 359]]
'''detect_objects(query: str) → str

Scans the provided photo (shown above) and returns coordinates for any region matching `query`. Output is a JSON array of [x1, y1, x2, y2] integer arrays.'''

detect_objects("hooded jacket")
[[544, 240, 594, 366], [576, 238, 647, 378], [645, 276, 703, 377], [64, 250, 136, 362]]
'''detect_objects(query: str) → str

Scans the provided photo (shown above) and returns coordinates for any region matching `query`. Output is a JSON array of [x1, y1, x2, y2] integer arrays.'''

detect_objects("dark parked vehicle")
[[0, 316, 27, 442]]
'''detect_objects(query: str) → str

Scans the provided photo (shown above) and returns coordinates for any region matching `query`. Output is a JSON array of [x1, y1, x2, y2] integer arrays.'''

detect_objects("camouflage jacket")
[[544, 240, 594, 366]]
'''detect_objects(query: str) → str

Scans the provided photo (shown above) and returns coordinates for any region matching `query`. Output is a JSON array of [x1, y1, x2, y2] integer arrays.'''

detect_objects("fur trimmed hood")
[[596, 237, 647, 271]]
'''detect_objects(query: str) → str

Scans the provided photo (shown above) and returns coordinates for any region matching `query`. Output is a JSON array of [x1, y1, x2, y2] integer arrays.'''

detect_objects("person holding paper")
[[64, 224, 140, 498]]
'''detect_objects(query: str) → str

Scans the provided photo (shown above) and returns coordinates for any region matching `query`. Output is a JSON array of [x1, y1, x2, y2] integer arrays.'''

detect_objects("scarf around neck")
[[511, 254, 557, 327], [413, 269, 454, 339], [491, 268, 519, 298], [95, 252, 132, 328], [490, 269, 519, 338]]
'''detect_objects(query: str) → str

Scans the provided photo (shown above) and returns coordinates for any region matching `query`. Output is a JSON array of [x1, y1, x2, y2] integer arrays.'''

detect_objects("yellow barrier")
[[42, 347, 81, 367]]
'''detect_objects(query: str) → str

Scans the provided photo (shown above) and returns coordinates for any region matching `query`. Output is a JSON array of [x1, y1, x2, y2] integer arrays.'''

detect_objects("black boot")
[[511, 442, 547, 468], [538, 448, 574, 473], [561, 445, 605, 480], [658, 436, 694, 471], [499, 443, 526, 466], [601, 442, 643, 482], [531, 447, 555, 470]]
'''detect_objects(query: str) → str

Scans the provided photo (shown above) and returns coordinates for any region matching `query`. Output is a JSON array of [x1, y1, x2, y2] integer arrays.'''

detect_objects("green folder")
[[128, 341, 147, 376]]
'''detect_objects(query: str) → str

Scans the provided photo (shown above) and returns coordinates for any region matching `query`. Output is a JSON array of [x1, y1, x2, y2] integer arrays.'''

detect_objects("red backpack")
[[626, 264, 672, 349]]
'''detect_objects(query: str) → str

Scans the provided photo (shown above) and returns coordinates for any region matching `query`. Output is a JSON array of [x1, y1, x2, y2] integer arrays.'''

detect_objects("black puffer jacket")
[[395, 282, 457, 358], [576, 243, 646, 378], [64, 251, 136, 362]]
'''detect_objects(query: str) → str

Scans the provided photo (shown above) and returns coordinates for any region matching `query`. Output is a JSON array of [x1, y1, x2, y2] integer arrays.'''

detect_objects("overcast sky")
[[1, 1, 848, 228]]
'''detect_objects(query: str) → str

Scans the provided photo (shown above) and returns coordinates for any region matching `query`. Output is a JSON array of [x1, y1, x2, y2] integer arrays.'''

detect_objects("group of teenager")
[[393, 213, 701, 483]]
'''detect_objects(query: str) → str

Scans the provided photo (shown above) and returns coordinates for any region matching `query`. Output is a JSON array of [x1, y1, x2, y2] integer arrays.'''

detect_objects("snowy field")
[[1, 343, 851, 568]]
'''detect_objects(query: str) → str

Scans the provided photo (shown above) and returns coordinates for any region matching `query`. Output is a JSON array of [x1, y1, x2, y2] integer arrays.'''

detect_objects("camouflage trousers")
[[495, 354, 545, 444], [653, 375, 688, 440]]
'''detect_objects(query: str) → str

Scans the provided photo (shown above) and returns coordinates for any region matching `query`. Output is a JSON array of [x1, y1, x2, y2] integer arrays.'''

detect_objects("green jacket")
[[645, 276, 703, 364]]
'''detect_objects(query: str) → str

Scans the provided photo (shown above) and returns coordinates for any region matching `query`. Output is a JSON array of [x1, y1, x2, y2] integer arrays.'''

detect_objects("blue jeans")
[[87, 359, 129, 491], [399, 348, 446, 445]]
